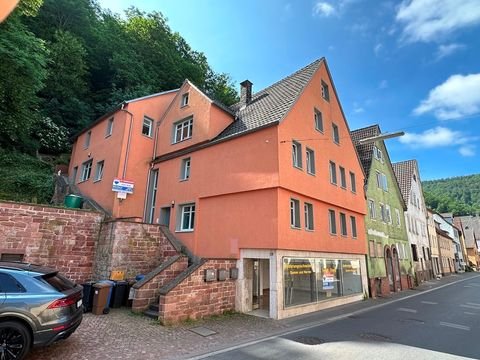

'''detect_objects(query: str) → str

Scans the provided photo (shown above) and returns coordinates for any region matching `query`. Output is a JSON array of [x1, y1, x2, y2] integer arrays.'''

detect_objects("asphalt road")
[[194, 275, 480, 360]]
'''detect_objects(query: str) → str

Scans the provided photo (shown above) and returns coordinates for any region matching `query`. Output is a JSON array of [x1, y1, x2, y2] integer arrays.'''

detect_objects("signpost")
[[112, 179, 134, 195]]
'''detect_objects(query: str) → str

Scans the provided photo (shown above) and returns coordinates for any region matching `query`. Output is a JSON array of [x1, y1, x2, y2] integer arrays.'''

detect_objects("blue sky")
[[99, 0, 480, 181]]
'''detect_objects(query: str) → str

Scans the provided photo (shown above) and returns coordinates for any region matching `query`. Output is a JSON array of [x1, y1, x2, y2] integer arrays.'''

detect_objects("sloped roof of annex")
[[392, 159, 424, 207]]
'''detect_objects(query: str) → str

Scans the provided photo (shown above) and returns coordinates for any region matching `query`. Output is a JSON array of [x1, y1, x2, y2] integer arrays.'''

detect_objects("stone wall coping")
[[132, 255, 183, 289], [0, 200, 102, 214], [158, 258, 208, 295]]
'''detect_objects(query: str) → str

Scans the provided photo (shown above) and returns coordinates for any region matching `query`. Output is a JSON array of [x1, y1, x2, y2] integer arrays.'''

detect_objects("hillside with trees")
[[0, 0, 237, 203], [423, 174, 480, 216]]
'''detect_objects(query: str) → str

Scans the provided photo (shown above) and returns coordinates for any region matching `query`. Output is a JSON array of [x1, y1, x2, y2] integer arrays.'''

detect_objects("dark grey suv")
[[0, 262, 83, 360]]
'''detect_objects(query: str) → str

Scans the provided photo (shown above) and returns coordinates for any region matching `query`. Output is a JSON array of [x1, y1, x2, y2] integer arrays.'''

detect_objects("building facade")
[[426, 208, 441, 276], [455, 215, 480, 269], [351, 125, 413, 297]]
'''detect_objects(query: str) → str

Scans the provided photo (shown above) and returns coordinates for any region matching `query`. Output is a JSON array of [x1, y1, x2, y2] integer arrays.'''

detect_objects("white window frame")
[[105, 117, 114, 137], [314, 108, 323, 132], [328, 209, 337, 235], [142, 117, 153, 137], [339, 166, 346, 188], [290, 198, 301, 228], [379, 203, 387, 223], [395, 208, 401, 227], [332, 123, 340, 144], [80, 160, 93, 182], [292, 140, 302, 168], [385, 204, 392, 224], [94, 160, 104, 182], [181, 93, 189, 107], [173, 117, 193, 143], [350, 171, 356, 193], [340, 212, 347, 236], [321, 80, 330, 101], [329, 161, 337, 185], [304, 203, 314, 231], [180, 157, 191, 181], [368, 199, 376, 219], [179, 203, 195, 231], [306, 148, 315, 175]]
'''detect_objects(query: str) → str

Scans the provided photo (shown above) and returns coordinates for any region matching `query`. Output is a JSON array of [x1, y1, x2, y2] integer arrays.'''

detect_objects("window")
[[306, 148, 315, 174], [173, 117, 193, 143], [181, 93, 189, 107], [328, 209, 337, 235], [373, 145, 383, 162], [0, 253, 24, 262], [339, 166, 346, 188], [329, 161, 337, 185], [385, 205, 392, 224], [350, 216, 357, 238], [304, 203, 314, 231], [369, 241, 376, 257], [314, 108, 323, 132], [292, 141, 302, 168], [179, 203, 195, 231], [332, 123, 340, 144], [321, 80, 330, 101], [395, 208, 401, 227], [376, 172, 388, 191], [180, 157, 191, 180], [106, 117, 113, 137], [411, 244, 419, 261], [94, 160, 104, 182], [84, 131, 91, 149], [0, 273, 26, 293], [290, 199, 301, 228], [340, 213, 347, 236], [368, 199, 376, 219], [350, 172, 356, 193], [379, 203, 387, 222], [72, 166, 78, 184], [142, 117, 153, 137], [376, 243, 383, 258], [80, 160, 93, 182]]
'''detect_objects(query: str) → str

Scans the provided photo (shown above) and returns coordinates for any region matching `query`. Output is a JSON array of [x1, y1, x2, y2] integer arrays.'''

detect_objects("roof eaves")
[[125, 88, 179, 104]]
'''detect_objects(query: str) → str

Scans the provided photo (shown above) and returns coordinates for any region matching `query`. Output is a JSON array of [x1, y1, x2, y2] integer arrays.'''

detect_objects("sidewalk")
[[27, 273, 478, 360]]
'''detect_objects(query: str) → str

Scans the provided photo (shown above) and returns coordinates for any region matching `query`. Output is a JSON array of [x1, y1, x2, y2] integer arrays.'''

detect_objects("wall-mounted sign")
[[112, 178, 134, 194]]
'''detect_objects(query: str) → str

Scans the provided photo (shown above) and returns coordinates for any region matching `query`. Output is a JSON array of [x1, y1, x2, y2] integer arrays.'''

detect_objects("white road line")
[[397, 307, 418, 313], [464, 285, 473, 288], [466, 302, 480, 306], [421, 301, 438, 305], [467, 284, 480, 287], [439, 322, 470, 331], [464, 312, 476, 315], [460, 304, 480, 310]]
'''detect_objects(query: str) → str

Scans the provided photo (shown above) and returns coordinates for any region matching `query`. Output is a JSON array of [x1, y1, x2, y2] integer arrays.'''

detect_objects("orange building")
[[69, 58, 368, 319]]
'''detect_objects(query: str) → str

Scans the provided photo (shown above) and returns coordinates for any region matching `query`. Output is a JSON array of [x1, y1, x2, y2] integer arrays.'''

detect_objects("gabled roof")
[[215, 58, 324, 140], [392, 159, 419, 204], [350, 124, 380, 179]]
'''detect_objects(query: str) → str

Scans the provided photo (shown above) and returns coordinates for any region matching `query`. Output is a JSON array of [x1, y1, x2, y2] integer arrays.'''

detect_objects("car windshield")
[[38, 272, 76, 292]]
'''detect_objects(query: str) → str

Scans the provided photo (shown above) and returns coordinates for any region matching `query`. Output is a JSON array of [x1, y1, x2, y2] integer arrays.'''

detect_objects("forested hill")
[[0, 0, 238, 155], [423, 174, 480, 216]]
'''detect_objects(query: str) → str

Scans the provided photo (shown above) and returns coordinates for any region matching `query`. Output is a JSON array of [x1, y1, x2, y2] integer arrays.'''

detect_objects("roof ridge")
[[350, 124, 381, 135]]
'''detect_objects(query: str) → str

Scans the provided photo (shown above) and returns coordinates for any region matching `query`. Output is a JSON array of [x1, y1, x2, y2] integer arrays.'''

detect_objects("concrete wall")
[[0, 201, 103, 283]]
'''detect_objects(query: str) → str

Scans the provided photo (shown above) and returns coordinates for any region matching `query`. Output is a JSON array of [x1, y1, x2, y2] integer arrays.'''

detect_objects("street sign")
[[112, 178, 134, 194]]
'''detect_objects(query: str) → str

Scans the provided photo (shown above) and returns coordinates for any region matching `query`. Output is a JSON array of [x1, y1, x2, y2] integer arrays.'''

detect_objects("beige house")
[[427, 209, 441, 276]]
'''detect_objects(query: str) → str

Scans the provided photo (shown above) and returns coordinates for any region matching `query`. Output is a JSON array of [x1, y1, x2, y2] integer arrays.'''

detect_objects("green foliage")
[[0, 148, 54, 203], [423, 174, 480, 216], [33, 117, 70, 154]]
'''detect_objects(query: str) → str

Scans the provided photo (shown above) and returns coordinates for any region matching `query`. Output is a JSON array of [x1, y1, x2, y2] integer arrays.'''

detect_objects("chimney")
[[240, 80, 253, 105]]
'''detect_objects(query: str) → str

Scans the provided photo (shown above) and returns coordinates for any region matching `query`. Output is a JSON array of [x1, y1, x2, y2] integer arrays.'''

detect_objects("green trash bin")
[[64, 194, 83, 209]]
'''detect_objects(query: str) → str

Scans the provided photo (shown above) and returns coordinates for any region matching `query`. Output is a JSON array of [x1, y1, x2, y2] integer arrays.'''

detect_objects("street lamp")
[[357, 131, 405, 145]]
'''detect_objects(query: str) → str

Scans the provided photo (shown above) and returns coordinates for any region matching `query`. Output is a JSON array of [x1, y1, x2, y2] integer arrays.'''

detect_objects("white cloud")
[[434, 43, 465, 61], [313, 2, 336, 17], [414, 73, 480, 120], [399, 126, 469, 148], [459, 145, 476, 157], [374, 43, 383, 56], [396, 0, 480, 43], [379, 80, 388, 89]]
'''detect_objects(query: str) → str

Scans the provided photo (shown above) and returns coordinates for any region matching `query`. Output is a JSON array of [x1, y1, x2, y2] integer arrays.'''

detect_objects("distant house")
[[392, 160, 433, 282], [433, 213, 457, 275], [426, 208, 441, 276], [351, 125, 413, 296], [454, 215, 479, 269], [69, 58, 369, 319]]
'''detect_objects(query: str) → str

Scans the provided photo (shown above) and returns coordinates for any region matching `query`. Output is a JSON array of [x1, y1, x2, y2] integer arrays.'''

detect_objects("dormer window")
[[173, 117, 193, 143], [181, 93, 189, 107]]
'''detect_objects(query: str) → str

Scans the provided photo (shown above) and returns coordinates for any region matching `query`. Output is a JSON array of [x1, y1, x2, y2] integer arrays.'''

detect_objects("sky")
[[98, 0, 480, 181]]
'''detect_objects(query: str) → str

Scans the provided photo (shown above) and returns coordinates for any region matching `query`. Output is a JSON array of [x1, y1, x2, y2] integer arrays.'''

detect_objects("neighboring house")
[[69, 90, 178, 218], [70, 58, 369, 320], [433, 213, 458, 275], [455, 215, 480, 269], [441, 213, 466, 272], [392, 160, 433, 283], [426, 208, 441, 276], [351, 125, 413, 297]]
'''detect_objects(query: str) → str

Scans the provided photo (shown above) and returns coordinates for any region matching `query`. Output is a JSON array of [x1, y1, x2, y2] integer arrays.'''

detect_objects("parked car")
[[0, 262, 83, 360]]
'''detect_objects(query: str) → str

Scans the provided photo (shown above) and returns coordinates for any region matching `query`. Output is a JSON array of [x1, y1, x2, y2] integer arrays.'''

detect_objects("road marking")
[[189, 274, 480, 360], [466, 302, 480, 306], [421, 301, 438, 305], [464, 285, 473, 288], [467, 284, 480, 287], [397, 307, 417, 313], [464, 312, 476, 315], [439, 322, 470, 331], [460, 304, 480, 310]]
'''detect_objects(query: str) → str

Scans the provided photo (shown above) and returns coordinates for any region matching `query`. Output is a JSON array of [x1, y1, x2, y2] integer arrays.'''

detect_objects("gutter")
[[120, 104, 134, 179]]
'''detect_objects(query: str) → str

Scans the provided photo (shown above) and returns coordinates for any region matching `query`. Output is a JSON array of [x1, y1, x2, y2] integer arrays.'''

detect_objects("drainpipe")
[[120, 104, 134, 179]]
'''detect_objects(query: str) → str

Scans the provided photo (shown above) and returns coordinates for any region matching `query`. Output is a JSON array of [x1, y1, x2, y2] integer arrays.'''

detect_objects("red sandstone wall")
[[0, 201, 103, 283], [159, 259, 237, 324]]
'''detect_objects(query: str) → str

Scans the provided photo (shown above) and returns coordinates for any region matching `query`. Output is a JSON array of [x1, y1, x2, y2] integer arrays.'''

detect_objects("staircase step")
[[149, 304, 159, 312], [144, 309, 159, 319]]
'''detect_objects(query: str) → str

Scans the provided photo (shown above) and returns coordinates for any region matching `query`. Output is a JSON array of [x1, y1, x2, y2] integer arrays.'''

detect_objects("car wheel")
[[0, 321, 31, 360]]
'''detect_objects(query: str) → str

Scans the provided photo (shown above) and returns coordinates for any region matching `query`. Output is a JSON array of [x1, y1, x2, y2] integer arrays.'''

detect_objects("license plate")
[[77, 299, 83, 308]]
